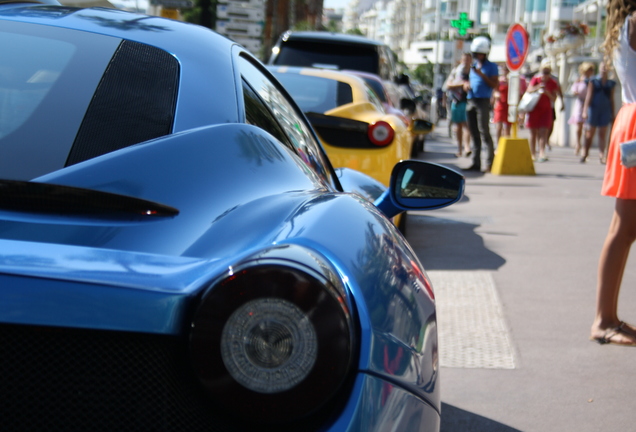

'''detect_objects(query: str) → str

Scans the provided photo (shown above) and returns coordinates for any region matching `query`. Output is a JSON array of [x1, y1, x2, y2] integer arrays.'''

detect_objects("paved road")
[[408, 121, 636, 432]]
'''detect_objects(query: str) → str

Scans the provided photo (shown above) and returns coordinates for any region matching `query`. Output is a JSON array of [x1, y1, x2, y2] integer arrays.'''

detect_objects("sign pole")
[[507, 71, 520, 139], [491, 23, 534, 176]]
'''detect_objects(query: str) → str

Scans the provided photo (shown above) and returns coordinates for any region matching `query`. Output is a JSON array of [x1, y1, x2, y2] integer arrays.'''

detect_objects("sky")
[[324, 0, 350, 10]]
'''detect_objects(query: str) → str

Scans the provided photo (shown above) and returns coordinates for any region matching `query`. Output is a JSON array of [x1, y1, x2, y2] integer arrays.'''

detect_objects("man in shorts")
[[444, 52, 472, 157]]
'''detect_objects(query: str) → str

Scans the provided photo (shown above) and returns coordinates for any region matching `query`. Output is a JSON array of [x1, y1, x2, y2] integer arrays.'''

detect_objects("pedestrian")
[[435, 87, 446, 124], [525, 59, 558, 162], [590, 0, 636, 347], [568, 62, 596, 155], [444, 52, 472, 157], [581, 62, 616, 163], [547, 69, 564, 150], [493, 65, 512, 147], [463, 36, 498, 173]]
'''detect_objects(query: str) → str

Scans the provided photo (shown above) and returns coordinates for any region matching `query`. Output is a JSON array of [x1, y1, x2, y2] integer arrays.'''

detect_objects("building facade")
[[343, 0, 593, 69]]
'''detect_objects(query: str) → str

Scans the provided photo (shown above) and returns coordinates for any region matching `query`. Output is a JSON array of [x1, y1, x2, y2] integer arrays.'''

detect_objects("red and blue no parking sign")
[[505, 23, 529, 72]]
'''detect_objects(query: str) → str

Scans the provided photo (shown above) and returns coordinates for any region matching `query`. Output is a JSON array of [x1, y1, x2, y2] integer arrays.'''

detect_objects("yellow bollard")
[[491, 136, 535, 176]]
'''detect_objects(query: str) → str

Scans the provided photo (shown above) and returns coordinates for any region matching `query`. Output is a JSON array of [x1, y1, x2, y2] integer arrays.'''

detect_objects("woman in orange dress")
[[590, 0, 636, 346]]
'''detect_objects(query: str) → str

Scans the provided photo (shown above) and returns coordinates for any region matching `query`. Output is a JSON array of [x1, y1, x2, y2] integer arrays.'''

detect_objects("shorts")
[[602, 103, 636, 199], [450, 100, 467, 123]]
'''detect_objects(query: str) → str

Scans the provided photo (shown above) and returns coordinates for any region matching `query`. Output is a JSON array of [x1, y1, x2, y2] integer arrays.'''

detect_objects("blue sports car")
[[0, 1, 464, 430]]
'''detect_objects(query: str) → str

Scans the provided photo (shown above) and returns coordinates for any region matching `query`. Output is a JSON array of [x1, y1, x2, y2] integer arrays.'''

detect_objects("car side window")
[[365, 84, 385, 113], [242, 80, 290, 146], [238, 55, 336, 186]]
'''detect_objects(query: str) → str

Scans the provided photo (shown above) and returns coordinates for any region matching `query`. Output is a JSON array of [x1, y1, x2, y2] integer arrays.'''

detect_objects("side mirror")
[[374, 160, 465, 219], [409, 119, 433, 135]]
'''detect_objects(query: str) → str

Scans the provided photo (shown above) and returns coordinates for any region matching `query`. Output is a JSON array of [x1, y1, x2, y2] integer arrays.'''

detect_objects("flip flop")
[[617, 321, 636, 337], [591, 324, 636, 347]]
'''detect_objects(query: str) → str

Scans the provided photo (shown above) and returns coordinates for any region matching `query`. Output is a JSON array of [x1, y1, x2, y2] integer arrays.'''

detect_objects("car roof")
[[0, 1, 246, 131], [280, 31, 385, 47]]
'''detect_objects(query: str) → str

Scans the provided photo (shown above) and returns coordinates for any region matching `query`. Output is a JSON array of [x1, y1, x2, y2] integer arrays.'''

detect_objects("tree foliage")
[[412, 61, 434, 88], [292, 20, 313, 31], [182, 0, 216, 28]]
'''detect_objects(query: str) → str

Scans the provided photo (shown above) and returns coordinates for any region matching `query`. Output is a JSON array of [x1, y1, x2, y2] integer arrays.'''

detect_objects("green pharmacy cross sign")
[[451, 12, 474, 36]]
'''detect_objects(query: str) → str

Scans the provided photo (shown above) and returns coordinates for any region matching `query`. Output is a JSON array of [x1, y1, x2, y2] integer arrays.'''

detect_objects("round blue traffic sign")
[[506, 24, 529, 72]]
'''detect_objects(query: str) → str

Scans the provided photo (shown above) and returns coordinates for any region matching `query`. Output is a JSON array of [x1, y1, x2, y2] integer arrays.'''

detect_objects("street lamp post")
[[433, 2, 442, 91]]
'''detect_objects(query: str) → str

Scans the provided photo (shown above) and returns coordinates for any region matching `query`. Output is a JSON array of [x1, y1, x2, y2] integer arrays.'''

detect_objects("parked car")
[[344, 70, 432, 157], [269, 66, 430, 187], [268, 31, 431, 154], [0, 2, 465, 431], [268, 31, 400, 82]]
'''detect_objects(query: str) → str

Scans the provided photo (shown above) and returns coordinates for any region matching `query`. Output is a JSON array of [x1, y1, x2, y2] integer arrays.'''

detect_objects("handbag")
[[518, 91, 541, 113], [620, 139, 636, 168]]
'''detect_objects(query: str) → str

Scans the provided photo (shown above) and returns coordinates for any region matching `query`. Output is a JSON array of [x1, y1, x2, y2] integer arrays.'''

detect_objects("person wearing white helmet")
[[463, 36, 499, 172]]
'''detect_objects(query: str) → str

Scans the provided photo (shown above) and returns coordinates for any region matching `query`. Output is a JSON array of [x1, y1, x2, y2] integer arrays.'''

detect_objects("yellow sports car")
[[269, 66, 432, 188]]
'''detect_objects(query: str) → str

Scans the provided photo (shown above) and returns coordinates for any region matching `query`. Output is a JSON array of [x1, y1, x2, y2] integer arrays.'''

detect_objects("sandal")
[[617, 321, 636, 337], [591, 323, 636, 346]]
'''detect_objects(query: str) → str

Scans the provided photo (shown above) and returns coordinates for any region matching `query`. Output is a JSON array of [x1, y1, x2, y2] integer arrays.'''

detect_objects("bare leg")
[[495, 123, 502, 148], [598, 126, 609, 163], [591, 198, 636, 343], [529, 128, 537, 159], [538, 128, 548, 160], [455, 122, 462, 156], [582, 125, 596, 162], [574, 123, 583, 155], [503, 122, 511, 138], [462, 123, 471, 154], [497, 122, 512, 150]]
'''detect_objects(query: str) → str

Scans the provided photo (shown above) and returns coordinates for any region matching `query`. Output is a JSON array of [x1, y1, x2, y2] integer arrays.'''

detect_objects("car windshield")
[[0, 22, 120, 180], [273, 73, 353, 113], [274, 40, 380, 75]]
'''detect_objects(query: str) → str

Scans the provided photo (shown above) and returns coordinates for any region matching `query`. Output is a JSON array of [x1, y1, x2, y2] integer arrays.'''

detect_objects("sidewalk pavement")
[[407, 119, 636, 432]]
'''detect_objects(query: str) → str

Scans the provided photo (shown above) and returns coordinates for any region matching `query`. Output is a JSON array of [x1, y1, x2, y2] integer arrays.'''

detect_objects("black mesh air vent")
[[0, 323, 334, 431], [66, 40, 179, 166]]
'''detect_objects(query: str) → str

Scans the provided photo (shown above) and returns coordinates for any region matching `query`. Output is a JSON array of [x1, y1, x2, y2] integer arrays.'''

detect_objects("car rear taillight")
[[189, 262, 354, 423], [367, 121, 395, 146]]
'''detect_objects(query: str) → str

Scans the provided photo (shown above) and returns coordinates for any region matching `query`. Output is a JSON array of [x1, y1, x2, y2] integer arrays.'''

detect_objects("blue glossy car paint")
[[0, 4, 461, 429]]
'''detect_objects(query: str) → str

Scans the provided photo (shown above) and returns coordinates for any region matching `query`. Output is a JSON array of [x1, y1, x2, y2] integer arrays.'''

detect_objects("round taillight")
[[368, 121, 395, 146], [189, 263, 354, 423], [220, 297, 318, 394]]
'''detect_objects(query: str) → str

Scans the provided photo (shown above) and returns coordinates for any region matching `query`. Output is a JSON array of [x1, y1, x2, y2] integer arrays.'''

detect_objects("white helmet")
[[470, 36, 491, 54]]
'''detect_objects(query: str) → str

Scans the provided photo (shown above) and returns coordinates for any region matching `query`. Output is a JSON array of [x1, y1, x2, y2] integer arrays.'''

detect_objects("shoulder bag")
[[518, 91, 541, 113]]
